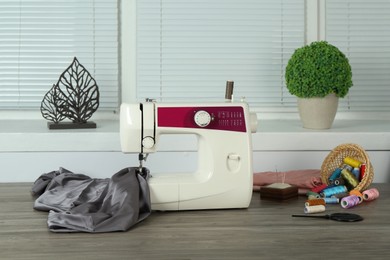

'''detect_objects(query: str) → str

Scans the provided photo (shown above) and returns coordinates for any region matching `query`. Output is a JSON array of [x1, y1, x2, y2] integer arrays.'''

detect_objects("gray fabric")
[[32, 167, 151, 233]]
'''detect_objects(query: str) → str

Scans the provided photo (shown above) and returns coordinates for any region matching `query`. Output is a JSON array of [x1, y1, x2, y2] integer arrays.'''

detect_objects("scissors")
[[292, 212, 363, 222]]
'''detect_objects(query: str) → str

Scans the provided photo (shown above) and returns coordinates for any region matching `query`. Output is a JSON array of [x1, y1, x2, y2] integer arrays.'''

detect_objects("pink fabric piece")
[[253, 169, 323, 194]]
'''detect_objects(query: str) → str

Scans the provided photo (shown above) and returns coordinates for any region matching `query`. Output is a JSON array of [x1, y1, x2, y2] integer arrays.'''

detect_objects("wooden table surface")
[[0, 182, 389, 260]]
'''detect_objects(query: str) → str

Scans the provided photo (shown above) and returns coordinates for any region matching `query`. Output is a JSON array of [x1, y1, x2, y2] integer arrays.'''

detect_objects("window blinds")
[[136, 0, 304, 112], [326, 0, 390, 112], [0, 0, 118, 110]]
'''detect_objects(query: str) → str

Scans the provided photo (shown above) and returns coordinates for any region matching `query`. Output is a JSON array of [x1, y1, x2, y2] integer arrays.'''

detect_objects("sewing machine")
[[120, 101, 257, 210]]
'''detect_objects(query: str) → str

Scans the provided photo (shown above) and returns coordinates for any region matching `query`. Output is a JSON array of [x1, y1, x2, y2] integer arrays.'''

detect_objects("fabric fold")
[[32, 167, 151, 233]]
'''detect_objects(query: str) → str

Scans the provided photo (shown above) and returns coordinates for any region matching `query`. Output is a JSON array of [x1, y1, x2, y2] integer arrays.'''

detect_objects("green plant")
[[285, 41, 353, 98]]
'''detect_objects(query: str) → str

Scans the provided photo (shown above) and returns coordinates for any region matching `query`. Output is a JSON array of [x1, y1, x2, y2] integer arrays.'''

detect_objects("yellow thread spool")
[[343, 157, 362, 168]]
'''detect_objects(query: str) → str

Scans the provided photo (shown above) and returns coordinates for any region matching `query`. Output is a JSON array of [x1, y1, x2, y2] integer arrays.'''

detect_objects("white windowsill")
[[0, 119, 120, 152], [255, 119, 390, 151], [1, 118, 390, 152]]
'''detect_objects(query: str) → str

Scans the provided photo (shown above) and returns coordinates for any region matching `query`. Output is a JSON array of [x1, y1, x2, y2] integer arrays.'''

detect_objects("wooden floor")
[[1, 183, 390, 260]]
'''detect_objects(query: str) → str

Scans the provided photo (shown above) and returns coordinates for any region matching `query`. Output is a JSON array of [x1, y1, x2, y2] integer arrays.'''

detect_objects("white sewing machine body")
[[120, 101, 257, 211]]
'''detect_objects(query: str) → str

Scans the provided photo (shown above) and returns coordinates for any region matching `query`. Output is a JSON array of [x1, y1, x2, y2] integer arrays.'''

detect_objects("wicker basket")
[[321, 143, 374, 191]]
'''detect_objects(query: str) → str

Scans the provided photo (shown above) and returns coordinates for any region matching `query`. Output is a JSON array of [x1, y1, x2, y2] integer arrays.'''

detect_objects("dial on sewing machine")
[[120, 100, 257, 211]]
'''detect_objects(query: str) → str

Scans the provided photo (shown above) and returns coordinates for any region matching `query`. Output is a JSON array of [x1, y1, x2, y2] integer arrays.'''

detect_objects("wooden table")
[[1, 183, 389, 259]]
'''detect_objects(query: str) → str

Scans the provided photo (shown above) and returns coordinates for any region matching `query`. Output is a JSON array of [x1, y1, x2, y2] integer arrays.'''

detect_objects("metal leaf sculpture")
[[40, 84, 67, 123], [40, 57, 100, 129]]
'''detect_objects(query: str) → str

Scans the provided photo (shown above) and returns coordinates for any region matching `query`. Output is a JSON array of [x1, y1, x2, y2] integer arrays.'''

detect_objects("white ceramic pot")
[[297, 93, 339, 129]]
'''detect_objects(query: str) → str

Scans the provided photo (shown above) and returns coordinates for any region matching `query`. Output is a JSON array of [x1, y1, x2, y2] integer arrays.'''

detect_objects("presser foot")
[[137, 153, 150, 177]]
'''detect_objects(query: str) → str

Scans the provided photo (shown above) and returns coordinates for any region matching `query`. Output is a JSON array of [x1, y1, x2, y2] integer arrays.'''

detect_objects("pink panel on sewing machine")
[[157, 106, 247, 132]]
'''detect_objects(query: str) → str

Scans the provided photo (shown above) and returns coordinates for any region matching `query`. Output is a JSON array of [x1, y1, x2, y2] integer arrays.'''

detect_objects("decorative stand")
[[40, 57, 100, 129]]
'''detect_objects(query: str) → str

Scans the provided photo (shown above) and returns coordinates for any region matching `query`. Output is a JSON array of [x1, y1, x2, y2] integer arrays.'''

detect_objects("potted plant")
[[285, 41, 353, 129]]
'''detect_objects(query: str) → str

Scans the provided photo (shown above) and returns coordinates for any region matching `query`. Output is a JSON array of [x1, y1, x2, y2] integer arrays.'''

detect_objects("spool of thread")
[[306, 191, 321, 199], [341, 169, 359, 189], [332, 177, 345, 186], [342, 164, 353, 172], [331, 192, 349, 199], [352, 168, 360, 179], [329, 168, 342, 182], [324, 197, 339, 204], [311, 184, 328, 193], [341, 195, 360, 209], [363, 188, 380, 201], [304, 205, 326, 214], [349, 190, 364, 204], [360, 164, 366, 181], [305, 199, 326, 207], [343, 157, 362, 168], [321, 185, 347, 198]]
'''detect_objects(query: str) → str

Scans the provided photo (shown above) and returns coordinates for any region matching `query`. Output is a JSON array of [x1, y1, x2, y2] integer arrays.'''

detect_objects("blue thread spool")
[[352, 167, 360, 179], [324, 197, 339, 204], [329, 168, 342, 182], [321, 185, 347, 198]]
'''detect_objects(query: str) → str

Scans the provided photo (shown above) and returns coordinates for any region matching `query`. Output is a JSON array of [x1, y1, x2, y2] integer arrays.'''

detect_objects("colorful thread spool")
[[329, 168, 342, 182], [305, 199, 325, 207], [349, 190, 364, 204], [341, 169, 359, 189], [341, 195, 360, 209], [352, 168, 360, 179], [321, 185, 347, 198], [306, 191, 321, 199], [332, 177, 345, 186], [342, 164, 353, 172], [324, 197, 339, 204], [311, 184, 328, 193], [331, 192, 349, 199], [343, 157, 362, 168], [363, 188, 380, 201], [360, 164, 366, 181], [304, 205, 326, 214]]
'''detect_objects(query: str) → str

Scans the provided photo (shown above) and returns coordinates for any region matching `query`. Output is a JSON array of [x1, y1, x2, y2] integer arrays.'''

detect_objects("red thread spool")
[[311, 184, 328, 193], [359, 164, 366, 181]]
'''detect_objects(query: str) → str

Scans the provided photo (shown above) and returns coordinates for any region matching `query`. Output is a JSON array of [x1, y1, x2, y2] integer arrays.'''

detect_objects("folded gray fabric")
[[32, 167, 151, 233]]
